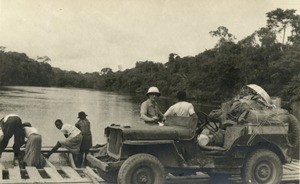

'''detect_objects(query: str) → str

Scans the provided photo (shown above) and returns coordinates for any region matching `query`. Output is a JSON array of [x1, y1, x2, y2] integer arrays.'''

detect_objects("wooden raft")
[[282, 159, 300, 182], [1, 160, 299, 184], [0, 165, 101, 184]]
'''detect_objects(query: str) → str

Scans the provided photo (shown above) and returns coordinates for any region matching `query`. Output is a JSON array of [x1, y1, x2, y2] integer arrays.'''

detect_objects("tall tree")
[[266, 8, 299, 45], [209, 26, 236, 47]]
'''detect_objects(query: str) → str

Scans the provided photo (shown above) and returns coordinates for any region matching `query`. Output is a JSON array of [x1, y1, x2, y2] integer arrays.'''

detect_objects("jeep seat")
[[198, 126, 245, 152]]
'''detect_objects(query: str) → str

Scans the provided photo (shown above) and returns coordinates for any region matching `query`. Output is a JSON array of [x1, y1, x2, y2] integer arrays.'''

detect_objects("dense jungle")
[[0, 8, 299, 106]]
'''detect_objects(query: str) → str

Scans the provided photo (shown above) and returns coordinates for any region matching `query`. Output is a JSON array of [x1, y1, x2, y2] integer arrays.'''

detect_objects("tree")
[[209, 26, 236, 47], [0, 46, 6, 52], [168, 53, 179, 63], [100, 67, 113, 75], [36, 56, 51, 63], [266, 8, 299, 45], [256, 27, 277, 48]]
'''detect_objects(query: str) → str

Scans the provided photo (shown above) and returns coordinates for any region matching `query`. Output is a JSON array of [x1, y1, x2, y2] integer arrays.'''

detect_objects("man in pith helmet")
[[140, 87, 165, 125]]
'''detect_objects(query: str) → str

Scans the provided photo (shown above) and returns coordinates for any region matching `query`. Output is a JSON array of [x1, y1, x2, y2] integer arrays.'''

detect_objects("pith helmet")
[[246, 84, 271, 104], [146, 87, 160, 97]]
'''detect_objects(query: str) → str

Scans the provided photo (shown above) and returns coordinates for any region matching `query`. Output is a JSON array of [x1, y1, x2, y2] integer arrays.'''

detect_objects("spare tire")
[[288, 115, 300, 147]]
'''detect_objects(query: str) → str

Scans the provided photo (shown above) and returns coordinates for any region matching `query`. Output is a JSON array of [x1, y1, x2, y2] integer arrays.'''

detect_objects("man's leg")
[[83, 150, 89, 166], [75, 152, 83, 168], [44, 142, 61, 158], [0, 117, 20, 158], [13, 127, 25, 161]]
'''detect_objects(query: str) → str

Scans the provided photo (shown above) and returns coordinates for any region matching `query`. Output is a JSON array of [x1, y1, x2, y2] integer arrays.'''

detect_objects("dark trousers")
[[76, 150, 89, 167], [0, 116, 24, 157]]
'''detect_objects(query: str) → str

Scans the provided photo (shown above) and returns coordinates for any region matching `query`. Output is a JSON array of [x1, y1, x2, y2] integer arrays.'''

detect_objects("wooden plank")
[[8, 167, 21, 181], [84, 166, 103, 183], [282, 175, 300, 179], [0, 180, 93, 184], [26, 167, 43, 180], [289, 162, 300, 168], [283, 165, 294, 171], [283, 166, 299, 172], [44, 167, 63, 180], [68, 153, 77, 169], [4, 147, 100, 154], [284, 164, 299, 170], [0, 168, 2, 181], [61, 166, 83, 180], [45, 158, 57, 170], [282, 177, 300, 182], [283, 171, 299, 175], [0, 163, 4, 181], [283, 167, 299, 173]]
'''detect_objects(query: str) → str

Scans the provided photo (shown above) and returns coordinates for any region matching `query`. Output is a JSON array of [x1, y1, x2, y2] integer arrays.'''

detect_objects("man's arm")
[[140, 102, 154, 121], [190, 113, 198, 118], [75, 123, 81, 130], [189, 104, 198, 118], [164, 105, 174, 117]]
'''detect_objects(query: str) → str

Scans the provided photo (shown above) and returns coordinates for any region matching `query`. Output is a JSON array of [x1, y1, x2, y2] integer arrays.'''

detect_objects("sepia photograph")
[[0, 0, 299, 183]]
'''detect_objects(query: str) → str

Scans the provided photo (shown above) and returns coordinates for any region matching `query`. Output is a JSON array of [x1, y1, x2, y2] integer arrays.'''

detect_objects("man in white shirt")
[[164, 91, 198, 118], [44, 119, 82, 165]]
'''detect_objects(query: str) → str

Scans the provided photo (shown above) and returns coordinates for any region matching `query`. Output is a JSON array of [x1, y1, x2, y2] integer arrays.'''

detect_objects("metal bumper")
[[87, 154, 108, 172]]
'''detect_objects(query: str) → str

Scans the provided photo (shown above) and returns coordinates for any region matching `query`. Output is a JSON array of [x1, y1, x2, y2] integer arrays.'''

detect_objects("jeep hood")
[[106, 125, 195, 141]]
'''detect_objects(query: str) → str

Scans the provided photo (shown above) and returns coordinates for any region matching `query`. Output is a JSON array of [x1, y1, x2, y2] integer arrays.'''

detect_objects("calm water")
[[0, 86, 145, 146], [0, 86, 217, 146], [0, 86, 219, 163]]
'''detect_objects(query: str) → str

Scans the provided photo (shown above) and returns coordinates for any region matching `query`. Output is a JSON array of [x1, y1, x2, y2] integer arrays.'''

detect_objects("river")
[[0, 86, 217, 146]]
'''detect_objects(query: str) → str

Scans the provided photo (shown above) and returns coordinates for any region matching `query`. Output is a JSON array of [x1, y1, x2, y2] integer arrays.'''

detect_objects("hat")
[[146, 87, 160, 97], [78, 111, 88, 118], [246, 84, 271, 104], [22, 122, 32, 127]]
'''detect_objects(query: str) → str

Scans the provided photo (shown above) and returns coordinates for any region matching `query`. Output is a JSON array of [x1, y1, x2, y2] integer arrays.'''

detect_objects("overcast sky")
[[0, 0, 299, 73]]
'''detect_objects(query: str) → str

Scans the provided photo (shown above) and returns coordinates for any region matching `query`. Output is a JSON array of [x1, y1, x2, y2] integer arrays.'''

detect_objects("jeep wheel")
[[242, 149, 282, 184], [118, 153, 164, 184], [97, 169, 117, 183]]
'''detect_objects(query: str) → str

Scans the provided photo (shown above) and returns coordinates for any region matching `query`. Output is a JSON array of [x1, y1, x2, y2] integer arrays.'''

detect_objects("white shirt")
[[164, 101, 196, 117], [3, 114, 19, 122], [61, 124, 81, 138], [24, 127, 38, 138]]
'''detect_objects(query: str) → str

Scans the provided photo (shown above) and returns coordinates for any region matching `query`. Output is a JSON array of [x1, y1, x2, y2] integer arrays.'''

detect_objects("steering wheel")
[[197, 111, 219, 132]]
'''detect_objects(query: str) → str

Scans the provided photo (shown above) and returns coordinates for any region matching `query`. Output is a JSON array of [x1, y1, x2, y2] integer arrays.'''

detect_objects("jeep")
[[87, 110, 299, 184]]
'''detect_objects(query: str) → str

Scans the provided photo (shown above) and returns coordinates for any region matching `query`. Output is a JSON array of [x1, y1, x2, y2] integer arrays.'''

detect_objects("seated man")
[[140, 87, 165, 125], [164, 91, 198, 118]]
